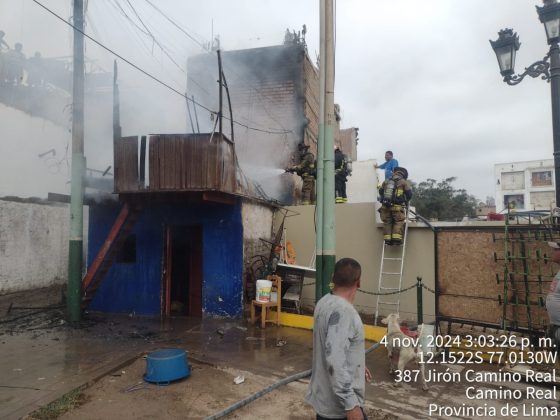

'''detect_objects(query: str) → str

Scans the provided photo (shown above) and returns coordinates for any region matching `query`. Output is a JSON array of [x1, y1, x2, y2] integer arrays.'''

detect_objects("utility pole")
[[67, 0, 85, 322], [316, 0, 336, 299], [315, 0, 325, 300]]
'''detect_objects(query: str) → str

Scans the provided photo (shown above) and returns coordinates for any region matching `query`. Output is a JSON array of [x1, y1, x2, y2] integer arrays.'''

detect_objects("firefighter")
[[286, 143, 316, 205], [334, 145, 352, 203], [378, 167, 412, 245]]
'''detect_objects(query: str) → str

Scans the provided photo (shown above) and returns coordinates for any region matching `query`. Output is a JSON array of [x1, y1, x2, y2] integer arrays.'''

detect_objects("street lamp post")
[[490, 0, 560, 208]]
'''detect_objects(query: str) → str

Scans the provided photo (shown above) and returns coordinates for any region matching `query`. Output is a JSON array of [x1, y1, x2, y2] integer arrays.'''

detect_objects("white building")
[[494, 159, 556, 212]]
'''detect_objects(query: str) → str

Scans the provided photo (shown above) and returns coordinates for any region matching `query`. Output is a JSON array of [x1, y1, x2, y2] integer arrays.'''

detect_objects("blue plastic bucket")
[[144, 349, 191, 384]]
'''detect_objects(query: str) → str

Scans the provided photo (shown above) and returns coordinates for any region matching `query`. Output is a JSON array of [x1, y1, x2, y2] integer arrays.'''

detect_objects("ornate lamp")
[[537, 0, 560, 44], [489, 29, 520, 76]]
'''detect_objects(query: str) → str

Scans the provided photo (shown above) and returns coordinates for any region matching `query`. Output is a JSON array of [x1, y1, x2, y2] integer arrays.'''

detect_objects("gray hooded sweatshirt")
[[305, 293, 365, 418]]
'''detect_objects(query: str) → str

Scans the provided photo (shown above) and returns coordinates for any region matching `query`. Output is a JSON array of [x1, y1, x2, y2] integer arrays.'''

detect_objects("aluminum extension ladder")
[[374, 207, 410, 325]]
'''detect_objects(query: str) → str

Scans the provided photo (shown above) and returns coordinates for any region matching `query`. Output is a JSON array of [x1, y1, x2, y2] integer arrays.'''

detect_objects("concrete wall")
[[0, 200, 68, 293], [277, 203, 436, 324], [0, 104, 70, 199], [241, 201, 276, 301], [346, 160, 379, 204]]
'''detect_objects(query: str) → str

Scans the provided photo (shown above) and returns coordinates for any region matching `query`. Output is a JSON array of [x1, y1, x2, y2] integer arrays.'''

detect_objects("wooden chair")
[[250, 275, 281, 328]]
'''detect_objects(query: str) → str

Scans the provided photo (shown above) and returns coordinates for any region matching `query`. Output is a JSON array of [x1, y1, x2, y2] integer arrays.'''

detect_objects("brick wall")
[[188, 45, 308, 204], [303, 52, 320, 156], [336, 127, 358, 161], [187, 44, 357, 204]]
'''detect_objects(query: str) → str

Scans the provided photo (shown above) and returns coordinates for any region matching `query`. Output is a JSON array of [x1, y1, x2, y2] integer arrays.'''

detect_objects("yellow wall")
[[277, 203, 436, 324]]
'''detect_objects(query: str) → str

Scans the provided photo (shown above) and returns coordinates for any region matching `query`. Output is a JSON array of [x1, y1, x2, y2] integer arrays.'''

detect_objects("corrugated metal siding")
[[87, 201, 243, 317], [115, 133, 236, 194], [149, 133, 235, 192], [114, 136, 139, 192]]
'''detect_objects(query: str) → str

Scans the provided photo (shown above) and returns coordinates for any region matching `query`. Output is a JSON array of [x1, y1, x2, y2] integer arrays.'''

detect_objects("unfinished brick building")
[[187, 40, 358, 204]]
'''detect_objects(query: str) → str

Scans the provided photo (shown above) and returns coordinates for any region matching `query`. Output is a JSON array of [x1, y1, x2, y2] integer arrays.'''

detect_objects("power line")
[[142, 0, 208, 52], [140, 0, 293, 135], [123, 0, 185, 72], [30, 0, 291, 135], [104, 0, 190, 89]]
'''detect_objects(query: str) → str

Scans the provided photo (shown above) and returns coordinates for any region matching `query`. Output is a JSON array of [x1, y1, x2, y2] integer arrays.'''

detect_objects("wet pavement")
[[1, 287, 559, 419], [0, 287, 315, 419]]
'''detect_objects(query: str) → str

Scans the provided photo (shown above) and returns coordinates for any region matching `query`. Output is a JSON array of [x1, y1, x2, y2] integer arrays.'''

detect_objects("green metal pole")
[[416, 276, 423, 325], [320, 0, 336, 296], [67, 0, 85, 323], [315, 0, 325, 301]]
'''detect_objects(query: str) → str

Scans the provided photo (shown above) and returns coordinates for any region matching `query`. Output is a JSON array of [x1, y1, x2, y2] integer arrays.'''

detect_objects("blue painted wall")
[[87, 201, 243, 317]]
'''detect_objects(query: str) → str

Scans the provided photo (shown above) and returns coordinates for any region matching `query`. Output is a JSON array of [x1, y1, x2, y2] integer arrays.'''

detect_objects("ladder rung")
[[379, 301, 399, 305], [381, 272, 401, 275], [380, 287, 399, 290], [383, 257, 402, 261]]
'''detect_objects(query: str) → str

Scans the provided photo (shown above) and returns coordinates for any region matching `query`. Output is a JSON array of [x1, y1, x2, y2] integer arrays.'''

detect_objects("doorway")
[[163, 225, 203, 317]]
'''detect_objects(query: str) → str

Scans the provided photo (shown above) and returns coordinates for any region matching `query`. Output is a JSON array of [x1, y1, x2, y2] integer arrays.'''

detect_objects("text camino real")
[[424, 367, 556, 384]]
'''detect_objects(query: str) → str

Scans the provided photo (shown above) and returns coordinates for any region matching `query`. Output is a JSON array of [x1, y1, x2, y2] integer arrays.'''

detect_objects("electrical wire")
[[123, 0, 185, 73], [140, 0, 294, 136], [103, 0, 185, 89], [142, 0, 208, 52], [30, 0, 291, 135]]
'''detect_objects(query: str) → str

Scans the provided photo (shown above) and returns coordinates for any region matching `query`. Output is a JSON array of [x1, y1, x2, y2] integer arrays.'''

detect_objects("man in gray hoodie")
[[305, 258, 371, 419]]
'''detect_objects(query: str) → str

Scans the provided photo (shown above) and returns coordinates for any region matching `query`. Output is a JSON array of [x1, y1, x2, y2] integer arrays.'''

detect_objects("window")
[[501, 172, 524, 190], [531, 170, 553, 187], [117, 234, 136, 263], [504, 194, 525, 210]]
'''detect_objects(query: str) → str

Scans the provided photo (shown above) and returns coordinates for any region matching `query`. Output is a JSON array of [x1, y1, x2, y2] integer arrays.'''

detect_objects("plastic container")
[[144, 348, 191, 384], [256, 279, 272, 302]]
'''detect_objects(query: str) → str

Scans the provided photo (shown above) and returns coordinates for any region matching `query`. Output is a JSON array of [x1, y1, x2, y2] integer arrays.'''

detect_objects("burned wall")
[[187, 45, 309, 204]]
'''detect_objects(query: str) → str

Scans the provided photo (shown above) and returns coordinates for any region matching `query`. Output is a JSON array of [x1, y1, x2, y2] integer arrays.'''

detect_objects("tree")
[[411, 177, 479, 221]]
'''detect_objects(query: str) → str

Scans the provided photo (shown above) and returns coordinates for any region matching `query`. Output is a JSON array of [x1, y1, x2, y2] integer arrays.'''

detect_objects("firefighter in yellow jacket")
[[286, 143, 316, 205], [378, 167, 412, 245]]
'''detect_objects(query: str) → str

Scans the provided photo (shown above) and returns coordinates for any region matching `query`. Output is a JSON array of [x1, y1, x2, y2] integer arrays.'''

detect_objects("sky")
[[0, 0, 554, 201]]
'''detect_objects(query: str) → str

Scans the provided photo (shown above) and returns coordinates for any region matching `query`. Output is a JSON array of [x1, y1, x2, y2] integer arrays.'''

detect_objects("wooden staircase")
[[81, 203, 141, 308]]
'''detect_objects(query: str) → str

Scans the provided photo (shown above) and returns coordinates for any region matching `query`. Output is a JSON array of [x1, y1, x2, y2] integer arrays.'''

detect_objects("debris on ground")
[[276, 339, 287, 347]]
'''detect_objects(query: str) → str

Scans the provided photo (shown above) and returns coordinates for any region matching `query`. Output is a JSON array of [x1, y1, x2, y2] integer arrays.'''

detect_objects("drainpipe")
[[315, 0, 325, 300], [67, 0, 85, 322]]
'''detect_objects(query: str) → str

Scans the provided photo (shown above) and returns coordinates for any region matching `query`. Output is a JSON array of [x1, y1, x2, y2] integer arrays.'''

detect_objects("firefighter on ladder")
[[334, 145, 352, 203], [286, 143, 316, 205], [378, 167, 412, 245]]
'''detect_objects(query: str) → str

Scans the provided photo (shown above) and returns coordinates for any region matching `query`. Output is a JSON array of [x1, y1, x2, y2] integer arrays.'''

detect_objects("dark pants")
[[316, 408, 368, 420], [335, 174, 347, 202]]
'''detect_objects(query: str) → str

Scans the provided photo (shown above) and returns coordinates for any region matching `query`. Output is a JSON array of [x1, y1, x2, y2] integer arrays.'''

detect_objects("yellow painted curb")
[[268, 311, 385, 342]]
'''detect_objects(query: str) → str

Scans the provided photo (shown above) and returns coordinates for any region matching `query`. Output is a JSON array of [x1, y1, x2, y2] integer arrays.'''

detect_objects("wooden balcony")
[[114, 133, 237, 196]]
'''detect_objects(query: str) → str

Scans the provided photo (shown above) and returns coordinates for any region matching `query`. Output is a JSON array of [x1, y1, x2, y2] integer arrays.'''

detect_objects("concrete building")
[[494, 159, 556, 212]]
